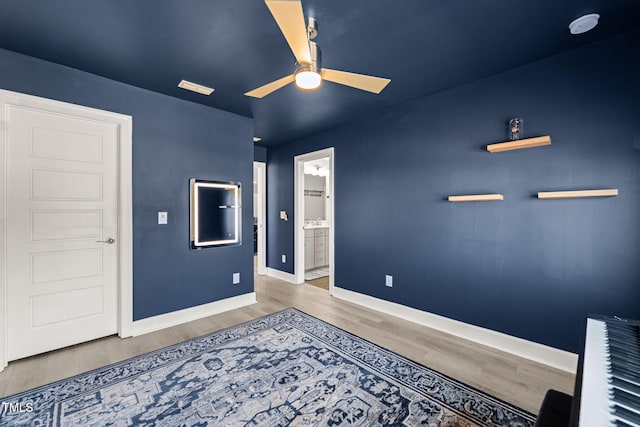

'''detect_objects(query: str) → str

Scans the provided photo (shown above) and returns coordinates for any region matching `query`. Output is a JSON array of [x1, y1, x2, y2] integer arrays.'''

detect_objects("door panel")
[[31, 210, 102, 241], [31, 286, 104, 327], [31, 126, 103, 163], [31, 249, 103, 284], [31, 169, 102, 200], [6, 106, 118, 361]]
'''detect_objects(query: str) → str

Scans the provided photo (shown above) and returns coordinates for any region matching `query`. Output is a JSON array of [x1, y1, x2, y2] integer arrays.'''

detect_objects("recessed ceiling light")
[[178, 79, 214, 95], [253, 136, 262, 143], [569, 13, 600, 35]]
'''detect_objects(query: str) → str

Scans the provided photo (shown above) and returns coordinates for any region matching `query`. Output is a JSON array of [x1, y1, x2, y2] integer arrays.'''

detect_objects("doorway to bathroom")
[[294, 148, 334, 294], [253, 161, 266, 276]]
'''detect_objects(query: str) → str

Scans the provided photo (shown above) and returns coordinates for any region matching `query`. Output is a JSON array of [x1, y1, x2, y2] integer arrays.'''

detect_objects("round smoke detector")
[[569, 13, 600, 34]]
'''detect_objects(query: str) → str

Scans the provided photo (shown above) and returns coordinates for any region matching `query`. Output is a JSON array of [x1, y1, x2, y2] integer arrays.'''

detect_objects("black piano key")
[[610, 356, 640, 370], [606, 346, 639, 363], [607, 331, 639, 342], [608, 326, 639, 335], [606, 335, 640, 351], [610, 358, 640, 371], [607, 321, 639, 330], [609, 347, 640, 360], [610, 362, 640, 380], [608, 334, 640, 347], [608, 324, 638, 332], [608, 335, 640, 346], [611, 356, 640, 369], [610, 374, 640, 389], [609, 343, 640, 357], [615, 420, 635, 427], [612, 374, 640, 390], [608, 337, 640, 352], [607, 323, 638, 332], [610, 366, 640, 384], [613, 377, 640, 397], [613, 404, 640, 424], [607, 334, 640, 347], [608, 332, 640, 343], [610, 359, 640, 372], [609, 342, 639, 351], [613, 388, 640, 413], [607, 329, 634, 339], [610, 356, 640, 369]]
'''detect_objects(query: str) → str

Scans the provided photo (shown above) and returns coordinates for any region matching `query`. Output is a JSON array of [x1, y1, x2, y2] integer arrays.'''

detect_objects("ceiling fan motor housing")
[[309, 40, 321, 70], [307, 17, 318, 40]]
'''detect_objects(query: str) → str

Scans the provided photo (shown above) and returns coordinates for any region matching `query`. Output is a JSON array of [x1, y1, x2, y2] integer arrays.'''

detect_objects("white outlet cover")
[[282, 254, 286, 263], [385, 275, 393, 287], [158, 211, 168, 224], [233, 272, 240, 284]]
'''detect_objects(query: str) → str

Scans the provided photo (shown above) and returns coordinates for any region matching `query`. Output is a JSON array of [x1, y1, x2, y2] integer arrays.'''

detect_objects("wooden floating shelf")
[[448, 194, 504, 202], [487, 135, 551, 153], [537, 189, 618, 199]]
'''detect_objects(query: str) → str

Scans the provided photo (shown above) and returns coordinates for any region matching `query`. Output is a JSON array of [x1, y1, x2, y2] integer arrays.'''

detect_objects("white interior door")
[[6, 105, 119, 361]]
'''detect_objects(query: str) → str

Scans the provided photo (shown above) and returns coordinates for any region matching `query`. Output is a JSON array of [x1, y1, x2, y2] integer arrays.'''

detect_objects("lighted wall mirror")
[[190, 179, 242, 249]]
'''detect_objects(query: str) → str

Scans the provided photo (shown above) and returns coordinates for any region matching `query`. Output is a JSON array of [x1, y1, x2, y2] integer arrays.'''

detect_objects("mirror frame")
[[189, 178, 242, 249]]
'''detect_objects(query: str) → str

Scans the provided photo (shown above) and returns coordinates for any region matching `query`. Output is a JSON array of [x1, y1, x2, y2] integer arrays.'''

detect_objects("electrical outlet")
[[233, 272, 240, 285], [282, 254, 286, 263], [158, 211, 168, 224], [385, 275, 393, 287]]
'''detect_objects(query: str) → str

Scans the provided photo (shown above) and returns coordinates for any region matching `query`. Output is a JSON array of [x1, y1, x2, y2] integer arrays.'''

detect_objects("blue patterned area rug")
[[0, 308, 536, 426]]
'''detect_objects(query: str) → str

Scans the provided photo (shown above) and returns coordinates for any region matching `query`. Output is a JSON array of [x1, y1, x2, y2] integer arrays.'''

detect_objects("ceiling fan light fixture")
[[295, 67, 322, 91]]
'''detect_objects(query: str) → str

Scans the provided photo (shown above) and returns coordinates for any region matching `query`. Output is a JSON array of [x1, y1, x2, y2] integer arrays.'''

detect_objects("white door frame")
[[0, 89, 133, 371], [254, 161, 267, 275], [294, 147, 334, 294]]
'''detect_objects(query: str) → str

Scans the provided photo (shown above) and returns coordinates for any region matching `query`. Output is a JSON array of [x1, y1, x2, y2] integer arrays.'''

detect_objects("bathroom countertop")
[[303, 224, 330, 229]]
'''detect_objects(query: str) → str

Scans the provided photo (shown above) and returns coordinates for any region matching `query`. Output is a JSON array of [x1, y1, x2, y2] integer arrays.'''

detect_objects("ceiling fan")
[[245, 0, 391, 98]]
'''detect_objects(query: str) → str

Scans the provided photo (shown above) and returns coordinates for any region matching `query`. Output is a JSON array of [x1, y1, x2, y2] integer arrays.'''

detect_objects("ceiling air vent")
[[178, 79, 214, 95]]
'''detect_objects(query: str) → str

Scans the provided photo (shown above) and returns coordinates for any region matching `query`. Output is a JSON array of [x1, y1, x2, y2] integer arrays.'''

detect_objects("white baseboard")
[[332, 286, 578, 374], [266, 267, 297, 284], [129, 292, 257, 337]]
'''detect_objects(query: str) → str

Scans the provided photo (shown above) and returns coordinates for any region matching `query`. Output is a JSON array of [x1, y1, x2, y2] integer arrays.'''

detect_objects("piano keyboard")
[[578, 317, 640, 427]]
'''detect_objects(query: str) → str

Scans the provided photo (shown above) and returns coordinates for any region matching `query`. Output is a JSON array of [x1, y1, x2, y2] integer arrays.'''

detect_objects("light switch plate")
[[158, 211, 168, 224], [282, 254, 286, 263], [233, 272, 240, 284], [385, 275, 393, 287]]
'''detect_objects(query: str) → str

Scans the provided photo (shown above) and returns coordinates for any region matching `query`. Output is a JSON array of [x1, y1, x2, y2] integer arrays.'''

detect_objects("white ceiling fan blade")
[[322, 69, 391, 94], [245, 74, 295, 98], [265, 0, 311, 65]]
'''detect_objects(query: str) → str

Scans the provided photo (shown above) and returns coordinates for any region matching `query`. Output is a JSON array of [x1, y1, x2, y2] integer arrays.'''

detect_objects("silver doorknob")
[[97, 237, 115, 244]]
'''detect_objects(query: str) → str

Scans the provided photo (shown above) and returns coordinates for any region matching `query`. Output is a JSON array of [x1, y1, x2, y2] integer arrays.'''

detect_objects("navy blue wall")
[[267, 31, 640, 352], [254, 145, 268, 163], [0, 49, 254, 321]]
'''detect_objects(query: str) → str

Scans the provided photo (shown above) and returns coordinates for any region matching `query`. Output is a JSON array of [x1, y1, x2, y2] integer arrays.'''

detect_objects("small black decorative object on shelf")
[[509, 118, 523, 140]]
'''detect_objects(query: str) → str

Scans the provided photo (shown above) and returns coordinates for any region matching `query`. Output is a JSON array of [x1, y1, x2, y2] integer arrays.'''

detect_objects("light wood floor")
[[0, 270, 575, 414], [306, 275, 329, 290]]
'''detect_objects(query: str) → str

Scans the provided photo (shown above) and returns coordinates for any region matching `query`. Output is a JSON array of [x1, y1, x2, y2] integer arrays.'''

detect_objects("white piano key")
[[579, 319, 616, 427], [579, 319, 640, 427]]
